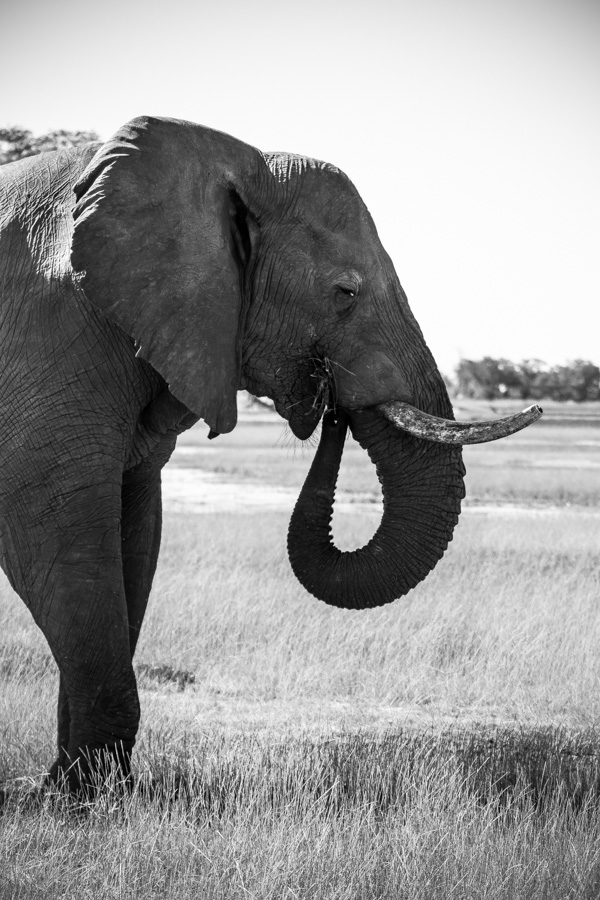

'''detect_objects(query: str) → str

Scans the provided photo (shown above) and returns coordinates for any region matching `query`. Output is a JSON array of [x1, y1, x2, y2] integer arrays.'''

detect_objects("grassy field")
[[1, 398, 600, 897]]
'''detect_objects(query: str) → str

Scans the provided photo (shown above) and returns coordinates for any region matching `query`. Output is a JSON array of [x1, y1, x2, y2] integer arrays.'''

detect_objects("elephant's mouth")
[[281, 357, 340, 441], [286, 403, 321, 441], [287, 400, 542, 609]]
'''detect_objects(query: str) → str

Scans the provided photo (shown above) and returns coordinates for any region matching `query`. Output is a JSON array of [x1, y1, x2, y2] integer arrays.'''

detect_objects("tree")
[[562, 360, 600, 402], [455, 357, 511, 400], [530, 367, 562, 401], [0, 127, 99, 165], [515, 359, 546, 400]]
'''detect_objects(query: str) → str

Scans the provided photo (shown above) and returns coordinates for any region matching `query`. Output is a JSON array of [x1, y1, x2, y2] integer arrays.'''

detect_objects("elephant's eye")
[[334, 282, 359, 310]]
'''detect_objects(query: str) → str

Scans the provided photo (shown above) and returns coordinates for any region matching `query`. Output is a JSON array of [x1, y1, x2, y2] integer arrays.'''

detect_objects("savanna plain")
[[1, 399, 600, 899]]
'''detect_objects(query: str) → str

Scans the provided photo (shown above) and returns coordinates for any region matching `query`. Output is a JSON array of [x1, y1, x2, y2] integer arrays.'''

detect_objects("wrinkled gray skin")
[[0, 116, 464, 792]]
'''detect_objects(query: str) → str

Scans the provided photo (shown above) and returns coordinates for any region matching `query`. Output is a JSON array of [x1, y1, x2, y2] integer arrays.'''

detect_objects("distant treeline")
[[0, 127, 99, 165], [453, 358, 600, 402]]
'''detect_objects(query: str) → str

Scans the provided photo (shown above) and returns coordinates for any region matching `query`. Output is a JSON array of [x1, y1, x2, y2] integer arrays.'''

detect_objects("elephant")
[[0, 116, 541, 792]]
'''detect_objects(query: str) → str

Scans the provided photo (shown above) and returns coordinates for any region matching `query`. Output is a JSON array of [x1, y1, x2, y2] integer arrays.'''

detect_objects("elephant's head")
[[71, 117, 541, 610]]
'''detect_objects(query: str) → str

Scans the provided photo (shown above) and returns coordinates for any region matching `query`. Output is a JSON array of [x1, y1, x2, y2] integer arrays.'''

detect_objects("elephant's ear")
[[71, 116, 264, 434]]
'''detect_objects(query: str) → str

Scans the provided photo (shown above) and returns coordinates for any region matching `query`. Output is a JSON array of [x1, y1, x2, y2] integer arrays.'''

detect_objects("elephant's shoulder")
[[0, 145, 101, 285]]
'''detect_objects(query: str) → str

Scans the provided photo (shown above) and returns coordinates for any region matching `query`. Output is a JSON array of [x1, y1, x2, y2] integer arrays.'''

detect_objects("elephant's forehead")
[[294, 183, 377, 247], [268, 215, 376, 269]]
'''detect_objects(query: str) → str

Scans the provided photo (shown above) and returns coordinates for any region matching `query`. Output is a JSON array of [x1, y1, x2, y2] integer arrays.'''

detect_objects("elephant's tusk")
[[377, 401, 543, 445]]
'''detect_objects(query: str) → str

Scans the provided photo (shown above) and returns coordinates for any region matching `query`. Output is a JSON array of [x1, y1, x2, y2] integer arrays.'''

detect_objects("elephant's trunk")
[[287, 409, 466, 609]]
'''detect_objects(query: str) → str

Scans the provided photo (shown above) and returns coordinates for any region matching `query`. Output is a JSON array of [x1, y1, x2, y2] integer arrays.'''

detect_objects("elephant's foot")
[[45, 742, 134, 800]]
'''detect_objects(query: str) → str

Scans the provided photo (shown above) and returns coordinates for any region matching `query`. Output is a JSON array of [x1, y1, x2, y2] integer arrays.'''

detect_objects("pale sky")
[[2, 0, 598, 375]]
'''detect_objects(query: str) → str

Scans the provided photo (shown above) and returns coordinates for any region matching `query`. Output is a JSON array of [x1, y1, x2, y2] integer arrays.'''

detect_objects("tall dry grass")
[[3, 728, 600, 898]]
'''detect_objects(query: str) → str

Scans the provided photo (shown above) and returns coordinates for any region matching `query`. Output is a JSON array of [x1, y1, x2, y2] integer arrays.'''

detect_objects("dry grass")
[[1, 400, 600, 897], [3, 729, 600, 898]]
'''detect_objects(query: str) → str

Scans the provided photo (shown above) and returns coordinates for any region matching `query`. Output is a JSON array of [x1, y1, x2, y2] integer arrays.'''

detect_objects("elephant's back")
[[0, 144, 100, 283]]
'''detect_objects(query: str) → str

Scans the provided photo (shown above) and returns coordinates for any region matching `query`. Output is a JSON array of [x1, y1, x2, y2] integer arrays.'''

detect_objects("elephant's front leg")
[[7, 474, 140, 794], [45, 464, 160, 790]]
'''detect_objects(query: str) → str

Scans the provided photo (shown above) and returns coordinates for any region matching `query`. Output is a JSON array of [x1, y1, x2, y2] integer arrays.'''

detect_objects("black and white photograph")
[[1, 0, 599, 895]]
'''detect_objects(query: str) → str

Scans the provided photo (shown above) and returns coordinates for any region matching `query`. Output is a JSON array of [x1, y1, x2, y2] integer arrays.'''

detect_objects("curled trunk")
[[287, 409, 465, 609]]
